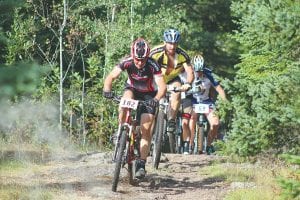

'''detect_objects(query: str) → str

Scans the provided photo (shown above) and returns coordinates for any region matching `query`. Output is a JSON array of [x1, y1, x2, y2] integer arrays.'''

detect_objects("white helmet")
[[193, 54, 204, 72]]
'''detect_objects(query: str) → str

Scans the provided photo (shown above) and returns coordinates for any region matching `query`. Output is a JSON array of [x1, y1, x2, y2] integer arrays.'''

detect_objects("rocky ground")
[[5, 151, 233, 200]]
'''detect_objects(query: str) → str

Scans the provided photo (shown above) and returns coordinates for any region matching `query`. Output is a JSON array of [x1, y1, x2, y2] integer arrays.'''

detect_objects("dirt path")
[[7, 151, 229, 200]]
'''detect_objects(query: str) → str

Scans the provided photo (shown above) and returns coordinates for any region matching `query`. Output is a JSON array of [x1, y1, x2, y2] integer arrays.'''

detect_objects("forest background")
[[0, 0, 299, 198]]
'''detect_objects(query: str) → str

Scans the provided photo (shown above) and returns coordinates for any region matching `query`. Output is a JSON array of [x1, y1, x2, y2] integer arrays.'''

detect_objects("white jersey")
[[180, 67, 219, 101]]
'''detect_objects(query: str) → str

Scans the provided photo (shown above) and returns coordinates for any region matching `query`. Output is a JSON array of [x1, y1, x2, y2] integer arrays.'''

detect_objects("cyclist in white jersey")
[[189, 54, 227, 154]]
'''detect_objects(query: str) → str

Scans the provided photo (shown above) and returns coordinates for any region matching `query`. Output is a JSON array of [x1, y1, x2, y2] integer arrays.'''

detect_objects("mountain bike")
[[192, 99, 211, 154], [111, 96, 146, 192], [152, 86, 182, 169]]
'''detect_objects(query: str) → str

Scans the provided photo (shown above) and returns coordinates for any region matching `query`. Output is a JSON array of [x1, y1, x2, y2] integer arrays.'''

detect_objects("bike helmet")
[[193, 54, 204, 72], [131, 38, 150, 60], [163, 29, 181, 43]]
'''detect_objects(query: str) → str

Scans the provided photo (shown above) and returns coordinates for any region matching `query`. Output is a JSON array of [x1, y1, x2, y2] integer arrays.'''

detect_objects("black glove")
[[103, 91, 113, 99], [146, 98, 159, 109]]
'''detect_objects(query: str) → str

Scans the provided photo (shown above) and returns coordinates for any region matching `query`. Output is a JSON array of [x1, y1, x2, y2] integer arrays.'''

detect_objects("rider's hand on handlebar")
[[181, 83, 192, 91], [103, 91, 114, 99], [146, 98, 159, 109]]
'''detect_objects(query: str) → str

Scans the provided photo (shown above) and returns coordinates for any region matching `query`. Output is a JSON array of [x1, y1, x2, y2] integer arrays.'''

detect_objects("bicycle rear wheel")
[[112, 128, 127, 192], [153, 110, 165, 169]]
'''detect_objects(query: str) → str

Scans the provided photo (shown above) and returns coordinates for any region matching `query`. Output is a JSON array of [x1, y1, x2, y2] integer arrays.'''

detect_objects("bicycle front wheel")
[[153, 110, 165, 169], [112, 128, 127, 192], [168, 131, 176, 153], [197, 125, 205, 154]]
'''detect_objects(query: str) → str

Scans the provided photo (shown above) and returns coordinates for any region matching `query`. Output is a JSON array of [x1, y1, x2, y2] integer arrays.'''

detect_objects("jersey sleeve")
[[117, 57, 131, 71], [148, 58, 162, 75], [177, 47, 191, 65], [203, 68, 219, 87]]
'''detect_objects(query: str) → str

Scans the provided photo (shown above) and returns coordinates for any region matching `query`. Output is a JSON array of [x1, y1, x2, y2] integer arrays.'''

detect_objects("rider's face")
[[196, 71, 204, 78], [165, 42, 177, 56], [134, 58, 147, 69]]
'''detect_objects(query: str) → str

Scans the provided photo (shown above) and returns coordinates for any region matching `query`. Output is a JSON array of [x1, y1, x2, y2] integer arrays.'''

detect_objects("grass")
[[0, 185, 53, 200], [0, 159, 26, 172], [199, 159, 283, 200], [0, 158, 55, 200], [224, 188, 278, 200]]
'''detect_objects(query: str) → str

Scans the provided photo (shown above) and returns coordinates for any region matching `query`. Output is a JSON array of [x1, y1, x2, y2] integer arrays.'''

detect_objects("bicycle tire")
[[128, 162, 135, 185], [176, 134, 182, 154], [153, 110, 165, 169], [112, 128, 127, 192], [197, 125, 205, 154], [168, 131, 176, 153]]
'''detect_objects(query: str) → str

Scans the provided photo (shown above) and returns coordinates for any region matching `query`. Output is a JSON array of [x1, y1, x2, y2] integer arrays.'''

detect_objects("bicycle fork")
[[112, 123, 132, 162]]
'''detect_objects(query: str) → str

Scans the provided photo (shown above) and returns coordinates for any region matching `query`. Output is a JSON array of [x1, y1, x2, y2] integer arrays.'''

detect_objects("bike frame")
[[193, 98, 215, 154], [113, 105, 138, 164], [112, 97, 142, 192]]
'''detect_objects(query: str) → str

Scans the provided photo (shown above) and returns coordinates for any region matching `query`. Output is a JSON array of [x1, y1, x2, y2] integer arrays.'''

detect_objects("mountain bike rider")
[[150, 28, 194, 134], [179, 71, 194, 154], [189, 54, 227, 154], [103, 38, 167, 178]]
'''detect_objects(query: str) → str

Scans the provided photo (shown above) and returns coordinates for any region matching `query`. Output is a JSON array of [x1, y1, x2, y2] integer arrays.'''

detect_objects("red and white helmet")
[[131, 38, 150, 60]]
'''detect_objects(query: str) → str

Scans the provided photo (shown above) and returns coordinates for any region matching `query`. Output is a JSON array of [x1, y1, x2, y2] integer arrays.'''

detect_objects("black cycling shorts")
[[124, 86, 157, 115]]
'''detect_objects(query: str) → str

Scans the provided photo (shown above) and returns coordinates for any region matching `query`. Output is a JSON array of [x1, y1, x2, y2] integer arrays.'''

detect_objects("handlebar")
[[186, 84, 204, 95], [110, 95, 150, 109], [167, 84, 204, 95], [166, 85, 185, 93]]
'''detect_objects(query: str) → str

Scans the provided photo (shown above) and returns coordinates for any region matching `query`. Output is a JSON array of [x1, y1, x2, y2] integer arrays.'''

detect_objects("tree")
[[222, 0, 300, 156]]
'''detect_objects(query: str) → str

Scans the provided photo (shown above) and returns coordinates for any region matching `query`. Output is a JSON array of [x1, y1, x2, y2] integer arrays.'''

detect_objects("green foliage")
[[2, 0, 238, 148], [0, 63, 49, 100], [278, 154, 300, 199], [0, 0, 26, 64], [223, 0, 300, 156]]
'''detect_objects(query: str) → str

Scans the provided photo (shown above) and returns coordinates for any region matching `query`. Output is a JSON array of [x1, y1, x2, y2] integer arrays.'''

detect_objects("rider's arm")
[[103, 66, 122, 92], [183, 63, 194, 84], [154, 74, 167, 101], [180, 63, 194, 91], [215, 85, 227, 101]]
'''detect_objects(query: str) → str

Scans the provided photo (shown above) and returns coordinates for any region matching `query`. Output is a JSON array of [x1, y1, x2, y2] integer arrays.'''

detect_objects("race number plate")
[[194, 103, 209, 114], [120, 98, 139, 110]]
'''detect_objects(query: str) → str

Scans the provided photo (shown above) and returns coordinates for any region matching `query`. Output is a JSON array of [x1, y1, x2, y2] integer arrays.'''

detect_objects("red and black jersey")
[[117, 56, 162, 92]]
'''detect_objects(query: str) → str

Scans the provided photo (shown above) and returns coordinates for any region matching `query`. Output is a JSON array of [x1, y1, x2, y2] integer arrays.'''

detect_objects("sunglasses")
[[134, 57, 147, 62]]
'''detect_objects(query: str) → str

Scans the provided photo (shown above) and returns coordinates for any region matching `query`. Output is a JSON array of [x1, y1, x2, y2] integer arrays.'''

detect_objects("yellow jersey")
[[150, 44, 191, 83]]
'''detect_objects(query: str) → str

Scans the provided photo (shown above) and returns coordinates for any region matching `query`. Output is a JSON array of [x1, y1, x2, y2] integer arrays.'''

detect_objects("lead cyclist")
[[103, 38, 166, 178], [189, 54, 227, 155]]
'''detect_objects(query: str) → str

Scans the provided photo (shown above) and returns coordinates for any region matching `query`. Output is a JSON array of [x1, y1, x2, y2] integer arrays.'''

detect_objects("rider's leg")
[[135, 113, 155, 178], [169, 81, 182, 120], [181, 117, 190, 154], [139, 113, 155, 161], [118, 89, 134, 123], [181, 97, 192, 154], [206, 111, 220, 153], [189, 111, 197, 150]]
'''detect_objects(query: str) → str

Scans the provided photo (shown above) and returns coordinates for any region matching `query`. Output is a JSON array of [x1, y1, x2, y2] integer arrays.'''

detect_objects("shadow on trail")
[[146, 173, 225, 188], [137, 155, 226, 196]]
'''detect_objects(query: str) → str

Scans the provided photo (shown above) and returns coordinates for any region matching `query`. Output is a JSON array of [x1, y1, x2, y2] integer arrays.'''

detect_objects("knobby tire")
[[197, 125, 205, 154], [112, 128, 127, 192], [153, 110, 165, 169], [175, 117, 182, 154], [168, 131, 176, 153]]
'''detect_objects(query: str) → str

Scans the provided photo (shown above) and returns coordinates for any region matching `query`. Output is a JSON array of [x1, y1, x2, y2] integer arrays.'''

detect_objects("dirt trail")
[[4, 152, 231, 200]]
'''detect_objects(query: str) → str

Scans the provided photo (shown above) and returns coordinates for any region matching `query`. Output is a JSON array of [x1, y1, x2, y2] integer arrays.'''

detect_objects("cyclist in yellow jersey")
[[150, 28, 194, 133]]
